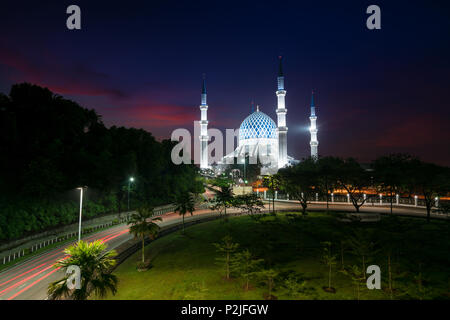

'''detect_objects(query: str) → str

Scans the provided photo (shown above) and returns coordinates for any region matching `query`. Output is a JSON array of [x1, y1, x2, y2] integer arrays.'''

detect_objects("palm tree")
[[174, 192, 195, 234], [47, 240, 117, 300], [128, 206, 162, 264]]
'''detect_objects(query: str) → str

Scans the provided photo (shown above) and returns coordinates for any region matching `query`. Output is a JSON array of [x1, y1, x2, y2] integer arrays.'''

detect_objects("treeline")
[[0, 83, 203, 241], [276, 155, 450, 221]]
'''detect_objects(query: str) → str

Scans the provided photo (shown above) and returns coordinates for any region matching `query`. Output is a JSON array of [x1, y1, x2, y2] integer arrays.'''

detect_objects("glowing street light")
[[128, 177, 135, 211], [241, 158, 247, 185]]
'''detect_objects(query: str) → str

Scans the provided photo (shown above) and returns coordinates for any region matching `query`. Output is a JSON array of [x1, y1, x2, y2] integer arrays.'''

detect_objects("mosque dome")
[[239, 109, 277, 142]]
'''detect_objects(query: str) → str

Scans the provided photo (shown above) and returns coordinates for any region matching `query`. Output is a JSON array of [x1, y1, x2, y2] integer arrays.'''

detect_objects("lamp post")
[[241, 158, 247, 185], [77, 187, 84, 243], [128, 177, 134, 211]]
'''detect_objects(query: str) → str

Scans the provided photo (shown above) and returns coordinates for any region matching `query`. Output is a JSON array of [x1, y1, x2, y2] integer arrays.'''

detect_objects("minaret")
[[309, 90, 319, 159], [276, 56, 288, 168], [199, 76, 209, 169]]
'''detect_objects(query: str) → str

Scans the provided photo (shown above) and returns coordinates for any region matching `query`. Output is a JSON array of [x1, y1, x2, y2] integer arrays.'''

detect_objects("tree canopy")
[[0, 83, 203, 241]]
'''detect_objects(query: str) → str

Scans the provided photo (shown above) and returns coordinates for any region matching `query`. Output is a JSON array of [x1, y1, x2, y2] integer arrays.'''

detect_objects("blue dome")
[[239, 110, 277, 141]]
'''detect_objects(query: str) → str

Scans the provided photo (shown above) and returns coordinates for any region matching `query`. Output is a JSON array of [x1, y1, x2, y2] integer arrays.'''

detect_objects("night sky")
[[1, 0, 449, 164]]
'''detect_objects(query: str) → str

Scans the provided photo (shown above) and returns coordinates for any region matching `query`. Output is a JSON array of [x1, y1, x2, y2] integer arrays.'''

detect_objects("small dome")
[[239, 110, 277, 141]]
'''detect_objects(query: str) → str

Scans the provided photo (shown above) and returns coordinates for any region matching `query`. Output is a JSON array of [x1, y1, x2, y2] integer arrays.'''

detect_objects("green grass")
[[103, 212, 450, 300]]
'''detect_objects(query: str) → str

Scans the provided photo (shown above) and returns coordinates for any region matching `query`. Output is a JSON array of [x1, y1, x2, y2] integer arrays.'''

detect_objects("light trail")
[[0, 263, 48, 287], [3, 225, 131, 299], [0, 225, 125, 284], [7, 267, 62, 300], [0, 257, 68, 297]]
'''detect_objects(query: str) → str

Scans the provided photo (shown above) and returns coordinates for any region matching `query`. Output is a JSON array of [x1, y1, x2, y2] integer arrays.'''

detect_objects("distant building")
[[198, 57, 319, 174]]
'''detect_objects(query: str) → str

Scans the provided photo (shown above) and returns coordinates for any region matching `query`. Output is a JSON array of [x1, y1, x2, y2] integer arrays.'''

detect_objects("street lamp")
[[128, 177, 135, 211], [241, 158, 247, 185], [77, 187, 85, 243]]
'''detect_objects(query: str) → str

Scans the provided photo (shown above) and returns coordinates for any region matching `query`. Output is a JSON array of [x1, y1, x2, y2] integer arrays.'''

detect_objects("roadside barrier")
[[0, 204, 177, 266]]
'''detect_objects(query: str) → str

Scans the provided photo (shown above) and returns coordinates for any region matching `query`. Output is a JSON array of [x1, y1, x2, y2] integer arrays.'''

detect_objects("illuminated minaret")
[[309, 90, 318, 159], [276, 56, 288, 168], [199, 76, 209, 169]]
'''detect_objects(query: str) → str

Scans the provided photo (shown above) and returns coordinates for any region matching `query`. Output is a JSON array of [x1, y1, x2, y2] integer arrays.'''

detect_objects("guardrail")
[[255, 191, 445, 209], [0, 217, 128, 266], [1, 204, 177, 266]]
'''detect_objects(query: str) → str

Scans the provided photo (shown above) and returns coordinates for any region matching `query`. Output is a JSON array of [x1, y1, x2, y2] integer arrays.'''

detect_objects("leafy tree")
[[334, 158, 370, 212], [174, 192, 195, 234], [405, 159, 450, 222], [321, 241, 337, 292], [208, 178, 235, 218], [278, 158, 319, 216], [316, 157, 341, 212], [0, 83, 203, 241], [213, 235, 240, 280], [234, 193, 265, 217], [127, 206, 161, 265], [234, 249, 264, 291], [283, 274, 306, 299], [340, 265, 365, 300], [372, 154, 413, 215], [346, 229, 377, 278], [47, 240, 117, 300], [261, 174, 281, 214]]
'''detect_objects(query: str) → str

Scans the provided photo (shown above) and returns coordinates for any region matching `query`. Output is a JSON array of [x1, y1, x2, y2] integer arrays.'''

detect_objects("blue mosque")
[[198, 57, 318, 175]]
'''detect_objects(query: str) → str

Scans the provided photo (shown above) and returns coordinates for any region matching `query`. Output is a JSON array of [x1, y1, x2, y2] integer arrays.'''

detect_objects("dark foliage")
[[0, 83, 203, 241]]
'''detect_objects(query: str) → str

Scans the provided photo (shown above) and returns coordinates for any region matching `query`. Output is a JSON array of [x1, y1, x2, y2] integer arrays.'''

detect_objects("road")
[[0, 201, 439, 300]]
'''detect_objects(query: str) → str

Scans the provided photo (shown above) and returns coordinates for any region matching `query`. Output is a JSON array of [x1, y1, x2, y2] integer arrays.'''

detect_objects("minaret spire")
[[276, 56, 288, 169], [199, 75, 209, 169], [277, 56, 285, 90], [309, 90, 318, 159]]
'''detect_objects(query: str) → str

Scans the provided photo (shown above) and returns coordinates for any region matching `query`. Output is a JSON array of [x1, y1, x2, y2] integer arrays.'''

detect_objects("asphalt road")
[[0, 201, 440, 300]]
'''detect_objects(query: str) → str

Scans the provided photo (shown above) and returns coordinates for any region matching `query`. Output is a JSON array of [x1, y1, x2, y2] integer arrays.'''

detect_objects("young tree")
[[258, 268, 279, 300], [283, 274, 306, 299], [262, 174, 281, 214], [346, 229, 377, 278], [213, 235, 240, 280], [127, 206, 161, 265], [174, 192, 195, 234], [234, 249, 264, 291], [333, 228, 350, 271], [278, 158, 319, 216], [48, 240, 117, 300], [378, 215, 410, 299], [404, 263, 434, 300], [321, 241, 337, 293], [340, 265, 365, 300]]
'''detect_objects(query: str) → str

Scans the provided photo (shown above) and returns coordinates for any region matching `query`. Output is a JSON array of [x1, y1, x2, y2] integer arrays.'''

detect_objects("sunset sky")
[[1, 0, 449, 164]]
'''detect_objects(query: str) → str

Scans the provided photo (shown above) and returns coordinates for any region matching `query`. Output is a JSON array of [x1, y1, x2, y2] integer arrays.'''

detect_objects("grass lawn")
[[102, 211, 450, 300]]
